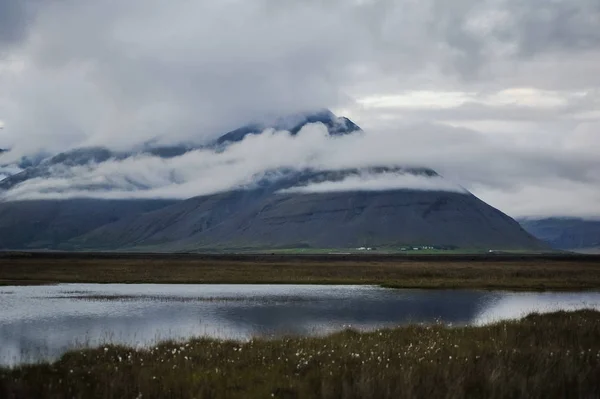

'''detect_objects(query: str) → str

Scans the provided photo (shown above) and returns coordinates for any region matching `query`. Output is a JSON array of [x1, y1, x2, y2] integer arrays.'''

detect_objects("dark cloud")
[[0, 0, 31, 50], [508, 0, 600, 56]]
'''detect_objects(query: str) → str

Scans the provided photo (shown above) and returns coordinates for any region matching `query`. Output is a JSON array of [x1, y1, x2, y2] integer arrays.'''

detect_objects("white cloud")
[[357, 92, 475, 109], [475, 182, 600, 220], [281, 172, 465, 194], [0, 123, 466, 200]]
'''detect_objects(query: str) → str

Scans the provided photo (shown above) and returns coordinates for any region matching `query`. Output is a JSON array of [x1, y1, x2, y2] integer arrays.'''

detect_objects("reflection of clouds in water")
[[0, 309, 252, 367], [472, 292, 600, 326], [1, 284, 600, 366]]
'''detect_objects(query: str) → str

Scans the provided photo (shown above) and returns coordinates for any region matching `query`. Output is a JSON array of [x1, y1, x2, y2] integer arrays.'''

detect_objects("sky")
[[0, 0, 599, 219]]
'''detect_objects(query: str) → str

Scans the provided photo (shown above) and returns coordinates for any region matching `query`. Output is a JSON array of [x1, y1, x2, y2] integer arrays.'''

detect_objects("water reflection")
[[1, 284, 599, 366]]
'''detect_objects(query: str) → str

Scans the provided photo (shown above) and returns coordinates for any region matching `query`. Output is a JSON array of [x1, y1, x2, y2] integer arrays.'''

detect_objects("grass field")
[[1, 252, 600, 290], [1, 310, 599, 398]]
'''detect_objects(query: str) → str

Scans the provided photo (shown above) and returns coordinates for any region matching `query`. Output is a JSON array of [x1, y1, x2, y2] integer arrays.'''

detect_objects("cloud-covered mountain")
[[0, 109, 361, 196], [216, 109, 361, 145], [0, 111, 544, 252]]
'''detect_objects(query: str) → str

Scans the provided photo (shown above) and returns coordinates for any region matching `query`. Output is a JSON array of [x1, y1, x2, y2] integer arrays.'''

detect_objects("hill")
[[519, 218, 600, 252]]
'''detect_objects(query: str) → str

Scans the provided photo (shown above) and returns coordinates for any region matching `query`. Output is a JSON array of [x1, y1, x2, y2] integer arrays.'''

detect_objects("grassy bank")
[[1, 310, 599, 398], [1, 253, 600, 290]]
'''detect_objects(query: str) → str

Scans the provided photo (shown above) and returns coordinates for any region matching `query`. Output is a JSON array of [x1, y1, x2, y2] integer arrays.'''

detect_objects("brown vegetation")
[[1, 253, 600, 290]]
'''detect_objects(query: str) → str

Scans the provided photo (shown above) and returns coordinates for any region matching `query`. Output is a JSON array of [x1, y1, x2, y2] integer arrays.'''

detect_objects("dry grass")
[[1, 310, 599, 399], [1, 253, 600, 290]]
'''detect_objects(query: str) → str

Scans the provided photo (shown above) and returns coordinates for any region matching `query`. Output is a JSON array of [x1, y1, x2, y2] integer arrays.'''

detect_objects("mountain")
[[0, 110, 545, 252], [519, 218, 600, 252], [67, 167, 544, 251], [0, 109, 360, 191], [216, 109, 360, 145], [0, 145, 195, 191], [0, 199, 175, 249], [69, 185, 544, 251]]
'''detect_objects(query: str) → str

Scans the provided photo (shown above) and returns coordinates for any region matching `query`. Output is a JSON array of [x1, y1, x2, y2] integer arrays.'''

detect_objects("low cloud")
[[280, 172, 466, 194], [0, 164, 21, 181], [2, 120, 600, 220], [0, 123, 466, 201]]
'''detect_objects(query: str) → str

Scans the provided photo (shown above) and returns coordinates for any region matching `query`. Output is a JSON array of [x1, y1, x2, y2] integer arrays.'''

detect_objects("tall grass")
[[2, 254, 600, 290], [1, 310, 599, 398]]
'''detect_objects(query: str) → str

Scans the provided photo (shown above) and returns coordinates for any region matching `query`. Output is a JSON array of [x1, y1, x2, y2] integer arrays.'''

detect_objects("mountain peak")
[[215, 110, 361, 146]]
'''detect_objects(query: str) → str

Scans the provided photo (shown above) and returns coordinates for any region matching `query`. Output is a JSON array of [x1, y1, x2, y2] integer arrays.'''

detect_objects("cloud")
[[0, 0, 38, 51], [2, 0, 600, 154], [280, 172, 466, 194], [0, 0, 599, 219], [0, 123, 464, 200], [0, 0, 364, 157], [3, 120, 600, 220], [475, 182, 600, 220]]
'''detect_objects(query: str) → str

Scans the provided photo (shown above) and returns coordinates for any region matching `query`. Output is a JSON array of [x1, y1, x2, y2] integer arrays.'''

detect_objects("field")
[[2, 253, 600, 398], [1, 252, 600, 290], [1, 310, 599, 398]]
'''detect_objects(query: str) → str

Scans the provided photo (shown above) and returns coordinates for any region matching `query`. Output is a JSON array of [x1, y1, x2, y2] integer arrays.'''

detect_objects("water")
[[1, 284, 599, 366]]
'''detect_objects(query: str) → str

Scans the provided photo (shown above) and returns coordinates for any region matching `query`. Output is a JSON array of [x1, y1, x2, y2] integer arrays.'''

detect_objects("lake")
[[1, 284, 599, 366]]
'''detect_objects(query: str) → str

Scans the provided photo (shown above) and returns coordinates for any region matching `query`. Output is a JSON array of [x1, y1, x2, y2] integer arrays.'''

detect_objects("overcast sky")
[[0, 0, 599, 219]]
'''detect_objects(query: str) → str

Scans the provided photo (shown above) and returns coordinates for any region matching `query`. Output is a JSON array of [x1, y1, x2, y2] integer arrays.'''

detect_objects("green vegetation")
[[250, 247, 489, 255], [1, 253, 599, 290], [2, 310, 599, 398], [228, 245, 554, 255]]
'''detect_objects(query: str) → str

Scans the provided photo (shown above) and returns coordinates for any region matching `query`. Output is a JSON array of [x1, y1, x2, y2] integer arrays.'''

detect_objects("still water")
[[1, 284, 599, 366]]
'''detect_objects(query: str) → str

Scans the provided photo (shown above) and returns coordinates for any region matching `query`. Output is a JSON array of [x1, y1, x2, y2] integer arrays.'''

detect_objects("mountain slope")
[[71, 187, 544, 251], [195, 190, 542, 250], [0, 199, 176, 249], [519, 218, 600, 251]]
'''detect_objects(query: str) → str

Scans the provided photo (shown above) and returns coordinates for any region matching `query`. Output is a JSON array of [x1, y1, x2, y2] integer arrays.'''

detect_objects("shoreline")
[[3, 281, 600, 292]]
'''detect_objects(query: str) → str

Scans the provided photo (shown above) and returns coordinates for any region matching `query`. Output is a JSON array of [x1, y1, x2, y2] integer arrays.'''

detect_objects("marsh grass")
[[1, 310, 599, 399], [2, 253, 600, 290]]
